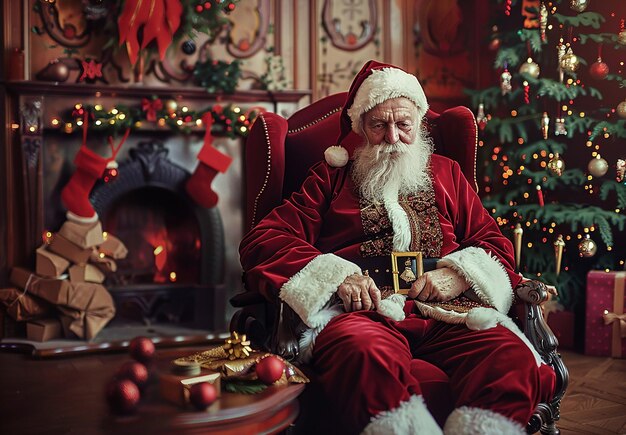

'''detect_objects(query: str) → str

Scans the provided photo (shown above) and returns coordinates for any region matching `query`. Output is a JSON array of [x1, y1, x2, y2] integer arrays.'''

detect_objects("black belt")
[[353, 255, 440, 294]]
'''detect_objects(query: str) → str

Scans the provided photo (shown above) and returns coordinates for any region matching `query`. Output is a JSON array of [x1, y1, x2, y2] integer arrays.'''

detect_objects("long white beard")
[[352, 127, 434, 203]]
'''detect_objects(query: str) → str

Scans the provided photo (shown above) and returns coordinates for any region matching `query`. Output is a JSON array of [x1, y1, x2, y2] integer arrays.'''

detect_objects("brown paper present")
[[159, 371, 221, 407], [0, 287, 53, 321], [68, 264, 105, 284], [58, 220, 104, 249], [26, 317, 63, 341], [48, 232, 92, 265], [89, 249, 117, 273], [10, 268, 71, 306], [36, 246, 70, 278], [99, 233, 128, 259], [56, 282, 115, 340]]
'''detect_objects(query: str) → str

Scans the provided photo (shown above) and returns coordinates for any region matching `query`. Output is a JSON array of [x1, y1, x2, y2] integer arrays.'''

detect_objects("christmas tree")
[[466, 0, 626, 314]]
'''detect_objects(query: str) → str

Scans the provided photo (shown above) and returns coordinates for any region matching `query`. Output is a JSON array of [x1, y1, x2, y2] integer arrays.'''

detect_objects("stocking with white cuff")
[[185, 112, 233, 208], [61, 112, 128, 222]]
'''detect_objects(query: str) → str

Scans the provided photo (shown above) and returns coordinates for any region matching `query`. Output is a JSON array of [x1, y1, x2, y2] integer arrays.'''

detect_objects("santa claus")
[[240, 60, 556, 434]]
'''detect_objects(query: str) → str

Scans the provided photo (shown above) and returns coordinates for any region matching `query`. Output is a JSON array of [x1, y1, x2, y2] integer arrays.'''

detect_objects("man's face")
[[362, 97, 419, 147]]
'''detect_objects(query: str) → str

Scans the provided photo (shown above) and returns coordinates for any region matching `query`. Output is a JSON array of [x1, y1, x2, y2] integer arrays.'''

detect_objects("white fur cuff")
[[279, 254, 361, 328], [363, 395, 442, 435], [443, 407, 524, 435], [439, 247, 514, 314]]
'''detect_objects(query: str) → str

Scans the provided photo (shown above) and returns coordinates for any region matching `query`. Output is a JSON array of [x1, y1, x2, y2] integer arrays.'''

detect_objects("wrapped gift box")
[[585, 271, 626, 358], [27, 318, 63, 341]]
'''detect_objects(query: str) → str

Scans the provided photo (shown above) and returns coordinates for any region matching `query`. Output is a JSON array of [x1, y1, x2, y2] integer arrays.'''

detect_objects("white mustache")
[[375, 141, 410, 157]]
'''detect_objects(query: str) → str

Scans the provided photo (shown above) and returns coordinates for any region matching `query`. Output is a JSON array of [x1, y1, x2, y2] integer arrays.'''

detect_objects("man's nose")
[[385, 125, 399, 144]]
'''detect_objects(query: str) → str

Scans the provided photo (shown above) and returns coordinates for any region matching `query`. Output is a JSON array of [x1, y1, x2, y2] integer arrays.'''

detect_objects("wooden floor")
[[557, 351, 626, 434]]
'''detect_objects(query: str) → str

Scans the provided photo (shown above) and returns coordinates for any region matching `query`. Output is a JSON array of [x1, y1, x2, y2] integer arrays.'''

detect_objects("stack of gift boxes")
[[585, 270, 626, 358], [0, 219, 127, 341]]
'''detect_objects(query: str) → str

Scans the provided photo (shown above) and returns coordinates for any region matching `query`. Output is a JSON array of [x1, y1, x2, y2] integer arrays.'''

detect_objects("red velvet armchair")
[[230, 92, 568, 434]]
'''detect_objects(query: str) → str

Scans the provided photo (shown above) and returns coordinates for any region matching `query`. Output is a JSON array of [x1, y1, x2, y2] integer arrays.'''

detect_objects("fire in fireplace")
[[88, 141, 226, 330]]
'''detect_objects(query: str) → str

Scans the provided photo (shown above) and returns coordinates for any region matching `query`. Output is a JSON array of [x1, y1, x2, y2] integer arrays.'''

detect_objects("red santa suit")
[[240, 155, 557, 434], [240, 60, 557, 435]]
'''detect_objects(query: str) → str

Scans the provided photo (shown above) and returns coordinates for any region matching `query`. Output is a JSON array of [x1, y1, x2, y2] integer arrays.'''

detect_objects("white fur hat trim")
[[347, 67, 428, 134], [324, 145, 349, 168]]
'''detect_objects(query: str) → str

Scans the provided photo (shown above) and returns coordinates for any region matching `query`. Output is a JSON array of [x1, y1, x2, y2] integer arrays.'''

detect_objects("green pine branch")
[[522, 168, 587, 188], [552, 12, 605, 29], [600, 181, 626, 209], [589, 120, 626, 140]]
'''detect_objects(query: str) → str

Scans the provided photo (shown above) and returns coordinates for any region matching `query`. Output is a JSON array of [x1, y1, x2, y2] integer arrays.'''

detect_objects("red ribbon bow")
[[142, 98, 163, 122]]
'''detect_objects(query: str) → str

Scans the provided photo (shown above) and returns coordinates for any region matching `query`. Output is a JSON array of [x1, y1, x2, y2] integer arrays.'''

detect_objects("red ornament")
[[103, 167, 118, 183], [589, 58, 609, 80], [489, 38, 501, 51], [128, 336, 156, 363], [255, 355, 285, 384], [188, 382, 218, 410], [105, 379, 140, 415], [116, 361, 149, 389]]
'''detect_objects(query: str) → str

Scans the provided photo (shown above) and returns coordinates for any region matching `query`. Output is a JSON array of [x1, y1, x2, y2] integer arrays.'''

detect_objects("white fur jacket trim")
[[438, 246, 514, 314], [279, 253, 361, 329]]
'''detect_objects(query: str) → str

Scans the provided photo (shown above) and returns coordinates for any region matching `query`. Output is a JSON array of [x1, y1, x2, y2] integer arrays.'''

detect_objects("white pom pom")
[[106, 160, 119, 169], [324, 145, 349, 168]]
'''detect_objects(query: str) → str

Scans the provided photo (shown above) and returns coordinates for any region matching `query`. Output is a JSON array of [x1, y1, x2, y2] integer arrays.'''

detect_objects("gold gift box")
[[159, 371, 221, 408]]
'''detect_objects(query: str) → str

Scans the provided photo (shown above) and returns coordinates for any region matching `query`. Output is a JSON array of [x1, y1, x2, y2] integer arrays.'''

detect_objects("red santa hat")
[[324, 60, 429, 168]]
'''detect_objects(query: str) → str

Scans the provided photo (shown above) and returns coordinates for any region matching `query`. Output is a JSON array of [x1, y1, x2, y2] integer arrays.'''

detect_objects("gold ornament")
[[557, 43, 567, 83], [578, 234, 597, 258], [540, 2, 548, 41], [554, 235, 565, 276], [569, 0, 589, 12], [541, 112, 550, 139], [616, 159, 625, 183], [165, 99, 178, 114], [618, 30, 626, 46], [617, 100, 626, 119], [500, 69, 512, 95], [223, 331, 252, 360], [547, 153, 565, 176], [555, 117, 567, 136], [559, 47, 579, 73], [513, 223, 523, 270], [476, 103, 488, 130], [519, 57, 541, 79], [587, 154, 609, 177]]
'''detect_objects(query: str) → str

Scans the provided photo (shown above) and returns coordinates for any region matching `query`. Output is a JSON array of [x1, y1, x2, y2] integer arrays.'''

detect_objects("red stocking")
[[61, 112, 129, 223], [186, 113, 233, 208]]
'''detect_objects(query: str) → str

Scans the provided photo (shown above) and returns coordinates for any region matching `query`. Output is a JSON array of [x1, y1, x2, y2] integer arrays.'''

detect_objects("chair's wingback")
[[244, 92, 479, 232]]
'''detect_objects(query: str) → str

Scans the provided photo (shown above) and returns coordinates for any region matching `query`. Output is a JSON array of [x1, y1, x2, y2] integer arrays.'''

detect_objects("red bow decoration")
[[117, 0, 183, 66], [79, 60, 103, 81], [141, 98, 163, 122], [603, 311, 626, 338]]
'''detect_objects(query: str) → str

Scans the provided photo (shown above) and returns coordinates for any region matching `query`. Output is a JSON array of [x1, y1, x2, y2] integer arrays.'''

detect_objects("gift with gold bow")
[[173, 332, 309, 390]]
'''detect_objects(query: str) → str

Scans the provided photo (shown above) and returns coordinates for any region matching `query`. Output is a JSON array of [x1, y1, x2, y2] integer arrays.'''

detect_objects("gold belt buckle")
[[391, 251, 423, 294]]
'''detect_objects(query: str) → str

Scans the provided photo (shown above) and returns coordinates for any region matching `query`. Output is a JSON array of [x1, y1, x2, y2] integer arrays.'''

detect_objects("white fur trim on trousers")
[[443, 407, 525, 435], [362, 395, 442, 435]]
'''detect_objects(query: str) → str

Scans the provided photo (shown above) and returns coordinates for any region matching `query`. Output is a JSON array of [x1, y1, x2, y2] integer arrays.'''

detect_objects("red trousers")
[[311, 309, 556, 433]]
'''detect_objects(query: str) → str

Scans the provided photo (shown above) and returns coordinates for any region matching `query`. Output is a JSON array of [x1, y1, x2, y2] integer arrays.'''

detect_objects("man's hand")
[[408, 267, 469, 302], [337, 273, 381, 312]]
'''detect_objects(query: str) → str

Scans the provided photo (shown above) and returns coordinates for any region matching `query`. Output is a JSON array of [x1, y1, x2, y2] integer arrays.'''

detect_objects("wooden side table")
[[0, 346, 305, 435]]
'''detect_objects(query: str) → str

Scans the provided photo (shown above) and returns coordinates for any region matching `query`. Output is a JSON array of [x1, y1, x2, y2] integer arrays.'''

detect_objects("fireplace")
[[89, 141, 226, 331]]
